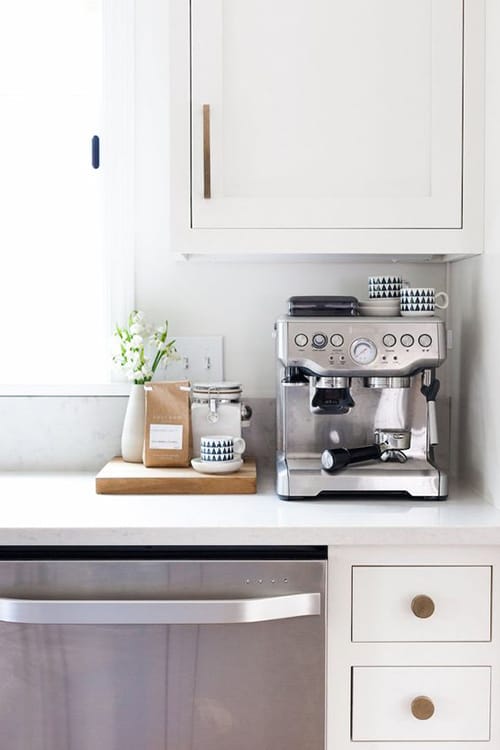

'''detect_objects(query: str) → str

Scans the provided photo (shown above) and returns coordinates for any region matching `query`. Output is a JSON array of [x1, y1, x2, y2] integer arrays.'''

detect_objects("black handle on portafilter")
[[321, 445, 382, 473]]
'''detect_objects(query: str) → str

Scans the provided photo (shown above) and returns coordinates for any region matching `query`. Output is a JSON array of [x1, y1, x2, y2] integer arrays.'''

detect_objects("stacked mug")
[[400, 288, 449, 317], [361, 276, 450, 317], [368, 276, 405, 299], [359, 276, 403, 316]]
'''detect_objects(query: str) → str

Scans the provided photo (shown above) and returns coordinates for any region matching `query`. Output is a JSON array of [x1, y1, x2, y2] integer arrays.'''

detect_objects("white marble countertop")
[[0, 464, 499, 546]]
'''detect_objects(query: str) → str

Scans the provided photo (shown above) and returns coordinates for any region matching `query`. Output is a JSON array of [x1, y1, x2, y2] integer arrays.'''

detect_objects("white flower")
[[121, 346, 133, 363], [113, 311, 175, 383], [130, 334, 143, 348], [130, 354, 141, 370]]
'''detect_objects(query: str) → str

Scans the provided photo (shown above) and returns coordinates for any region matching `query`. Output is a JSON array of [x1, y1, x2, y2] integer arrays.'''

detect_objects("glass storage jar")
[[191, 382, 251, 458]]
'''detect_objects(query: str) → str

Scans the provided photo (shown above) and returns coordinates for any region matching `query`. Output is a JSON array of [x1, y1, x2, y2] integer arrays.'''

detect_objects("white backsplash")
[[0, 395, 449, 478], [0, 397, 274, 472]]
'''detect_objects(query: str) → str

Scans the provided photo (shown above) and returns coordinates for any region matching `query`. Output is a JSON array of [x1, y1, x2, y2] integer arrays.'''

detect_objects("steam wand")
[[421, 369, 440, 446]]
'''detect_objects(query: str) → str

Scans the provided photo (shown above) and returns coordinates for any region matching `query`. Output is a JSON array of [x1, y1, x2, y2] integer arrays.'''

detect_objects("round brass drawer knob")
[[411, 696, 435, 721], [411, 594, 435, 619]]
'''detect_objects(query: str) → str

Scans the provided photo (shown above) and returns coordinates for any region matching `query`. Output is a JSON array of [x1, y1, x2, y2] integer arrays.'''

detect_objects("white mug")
[[200, 435, 246, 462], [400, 288, 449, 317], [368, 276, 409, 299]]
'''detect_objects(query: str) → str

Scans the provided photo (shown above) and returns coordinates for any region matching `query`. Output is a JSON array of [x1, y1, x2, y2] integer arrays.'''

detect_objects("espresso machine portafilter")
[[321, 428, 411, 472], [276, 313, 448, 500]]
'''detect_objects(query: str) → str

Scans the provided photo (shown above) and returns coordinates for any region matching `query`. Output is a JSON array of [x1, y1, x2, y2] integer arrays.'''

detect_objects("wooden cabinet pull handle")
[[411, 696, 435, 720], [203, 104, 211, 199], [411, 594, 435, 618]]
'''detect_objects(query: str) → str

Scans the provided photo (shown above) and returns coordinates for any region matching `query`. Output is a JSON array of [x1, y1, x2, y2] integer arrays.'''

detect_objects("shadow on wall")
[[451, 255, 500, 498]]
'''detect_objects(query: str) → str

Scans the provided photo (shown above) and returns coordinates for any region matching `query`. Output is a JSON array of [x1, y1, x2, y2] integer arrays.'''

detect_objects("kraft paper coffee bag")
[[143, 381, 191, 467]]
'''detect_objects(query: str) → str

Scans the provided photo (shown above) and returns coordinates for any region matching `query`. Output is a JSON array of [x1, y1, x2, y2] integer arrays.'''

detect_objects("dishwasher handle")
[[0, 592, 321, 625]]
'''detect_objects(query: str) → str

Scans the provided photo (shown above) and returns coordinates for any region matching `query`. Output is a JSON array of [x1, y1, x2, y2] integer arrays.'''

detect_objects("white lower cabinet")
[[352, 666, 491, 741], [352, 565, 492, 642], [327, 547, 499, 750]]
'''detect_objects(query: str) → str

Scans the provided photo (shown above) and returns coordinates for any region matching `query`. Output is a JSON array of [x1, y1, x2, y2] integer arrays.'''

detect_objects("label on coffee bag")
[[149, 424, 183, 450]]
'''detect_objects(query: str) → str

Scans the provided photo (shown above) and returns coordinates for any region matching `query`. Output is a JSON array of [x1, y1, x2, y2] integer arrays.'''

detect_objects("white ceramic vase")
[[121, 384, 145, 462]]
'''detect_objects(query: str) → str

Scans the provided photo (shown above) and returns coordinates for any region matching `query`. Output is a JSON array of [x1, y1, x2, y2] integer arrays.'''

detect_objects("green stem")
[[151, 349, 163, 373]]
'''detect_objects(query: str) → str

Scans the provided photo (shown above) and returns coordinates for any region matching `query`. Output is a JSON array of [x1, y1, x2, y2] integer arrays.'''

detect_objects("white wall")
[[0, 396, 274, 471], [449, 0, 500, 503], [134, 0, 448, 398]]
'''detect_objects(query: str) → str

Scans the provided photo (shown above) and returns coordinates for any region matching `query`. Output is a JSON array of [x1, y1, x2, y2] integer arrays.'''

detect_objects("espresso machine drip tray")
[[277, 456, 446, 500]]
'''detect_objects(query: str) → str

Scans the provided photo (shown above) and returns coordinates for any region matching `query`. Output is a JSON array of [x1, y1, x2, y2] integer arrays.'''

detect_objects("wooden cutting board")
[[95, 457, 257, 495]]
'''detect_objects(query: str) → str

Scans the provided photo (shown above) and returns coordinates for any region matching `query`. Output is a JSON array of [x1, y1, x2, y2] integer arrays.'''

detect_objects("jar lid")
[[192, 381, 242, 396]]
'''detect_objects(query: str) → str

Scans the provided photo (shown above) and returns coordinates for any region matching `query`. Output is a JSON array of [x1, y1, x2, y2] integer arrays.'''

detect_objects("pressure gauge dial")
[[350, 338, 377, 365]]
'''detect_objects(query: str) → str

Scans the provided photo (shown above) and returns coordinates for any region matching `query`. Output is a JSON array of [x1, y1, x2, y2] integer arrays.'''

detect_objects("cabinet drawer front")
[[352, 566, 491, 642], [352, 666, 491, 741]]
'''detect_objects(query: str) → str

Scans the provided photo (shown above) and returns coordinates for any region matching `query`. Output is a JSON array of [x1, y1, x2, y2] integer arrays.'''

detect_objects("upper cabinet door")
[[191, 0, 463, 231]]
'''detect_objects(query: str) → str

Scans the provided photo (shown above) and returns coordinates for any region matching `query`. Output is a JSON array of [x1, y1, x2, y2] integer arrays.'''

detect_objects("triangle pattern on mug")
[[401, 302, 433, 311], [369, 289, 401, 298]]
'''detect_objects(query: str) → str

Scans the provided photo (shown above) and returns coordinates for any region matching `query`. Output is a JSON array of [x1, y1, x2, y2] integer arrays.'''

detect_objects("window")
[[0, 0, 134, 389]]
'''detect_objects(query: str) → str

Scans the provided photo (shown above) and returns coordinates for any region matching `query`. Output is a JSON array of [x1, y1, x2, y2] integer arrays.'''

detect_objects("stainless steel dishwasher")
[[0, 547, 326, 750]]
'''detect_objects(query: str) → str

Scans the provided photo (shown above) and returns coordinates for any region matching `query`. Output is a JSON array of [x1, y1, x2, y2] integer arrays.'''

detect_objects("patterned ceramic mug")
[[368, 275, 406, 299], [200, 435, 246, 462], [400, 288, 449, 317]]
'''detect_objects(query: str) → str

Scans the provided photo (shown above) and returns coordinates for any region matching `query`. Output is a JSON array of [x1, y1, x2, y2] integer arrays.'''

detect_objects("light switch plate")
[[157, 336, 224, 382]]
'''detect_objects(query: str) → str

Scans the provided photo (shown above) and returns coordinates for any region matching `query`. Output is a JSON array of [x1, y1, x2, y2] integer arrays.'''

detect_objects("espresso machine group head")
[[276, 313, 448, 500]]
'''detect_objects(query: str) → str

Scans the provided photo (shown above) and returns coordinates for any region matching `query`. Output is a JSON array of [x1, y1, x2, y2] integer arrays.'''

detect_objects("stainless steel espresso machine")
[[276, 304, 448, 500]]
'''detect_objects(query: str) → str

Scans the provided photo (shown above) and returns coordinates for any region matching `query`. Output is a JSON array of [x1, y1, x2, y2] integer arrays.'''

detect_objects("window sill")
[[0, 384, 131, 397]]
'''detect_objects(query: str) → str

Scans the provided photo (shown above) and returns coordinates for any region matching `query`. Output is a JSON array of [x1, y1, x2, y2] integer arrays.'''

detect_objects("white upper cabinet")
[[192, 0, 462, 229], [170, 0, 484, 256]]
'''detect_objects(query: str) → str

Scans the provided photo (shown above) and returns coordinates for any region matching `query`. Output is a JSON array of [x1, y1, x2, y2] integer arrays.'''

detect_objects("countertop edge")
[[0, 469, 499, 546]]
